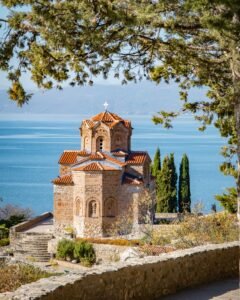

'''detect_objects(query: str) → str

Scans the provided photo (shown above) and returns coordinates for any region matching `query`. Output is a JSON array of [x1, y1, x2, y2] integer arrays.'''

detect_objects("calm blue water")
[[0, 114, 234, 214]]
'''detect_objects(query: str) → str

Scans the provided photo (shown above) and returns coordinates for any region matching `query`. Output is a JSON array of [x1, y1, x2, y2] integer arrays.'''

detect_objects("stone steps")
[[13, 233, 53, 262]]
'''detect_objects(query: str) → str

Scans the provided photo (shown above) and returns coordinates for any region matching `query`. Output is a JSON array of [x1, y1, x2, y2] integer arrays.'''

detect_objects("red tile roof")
[[88, 152, 105, 160], [101, 153, 126, 166], [73, 152, 125, 167], [112, 150, 128, 157], [81, 111, 131, 130], [74, 162, 119, 171], [84, 120, 95, 128], [59, 151, 89, 164], [91, 111, 123, 122], [59, 151, 149, 166], [52, 174, 73, 185], [126, 152, 149, 165]]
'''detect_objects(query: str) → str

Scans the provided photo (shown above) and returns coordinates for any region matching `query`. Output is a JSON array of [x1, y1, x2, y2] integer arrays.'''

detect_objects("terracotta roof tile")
[[83, 120, 95, 128], [126, 152, 149, 165], [74, 162, 119, 171], [101, 153, 126, 166], [112, 150, 128, 157], [52, 174, 73, 185], [86, 111, 131, 129], [60, 150, 125, 167], [88, 152, 105, 160], [59, 151, 89, 164], [91, 111, 123, 122]]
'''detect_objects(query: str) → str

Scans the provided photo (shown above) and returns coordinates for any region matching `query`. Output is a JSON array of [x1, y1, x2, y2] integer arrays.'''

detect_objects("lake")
[[0, 113, 234, 215]]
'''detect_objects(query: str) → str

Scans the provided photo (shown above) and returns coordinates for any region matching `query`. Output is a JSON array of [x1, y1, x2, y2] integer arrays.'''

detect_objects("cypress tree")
[[151, 147, 161, 177], [169, 153, 178, 212], [156, 156, 172, 213], [178, 154, 191, 213]]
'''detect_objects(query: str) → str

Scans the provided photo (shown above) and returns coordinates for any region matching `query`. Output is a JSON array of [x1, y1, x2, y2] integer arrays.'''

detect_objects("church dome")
[[91, 111, 123, 123], [90, 111, 131, 129]]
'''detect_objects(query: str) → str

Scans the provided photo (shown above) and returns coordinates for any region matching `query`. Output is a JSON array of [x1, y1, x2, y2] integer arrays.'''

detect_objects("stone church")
[[52, 108, 153, 237]]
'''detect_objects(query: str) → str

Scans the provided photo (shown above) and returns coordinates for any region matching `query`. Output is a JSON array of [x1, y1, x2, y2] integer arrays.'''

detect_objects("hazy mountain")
[[0, 81, 206, 115]]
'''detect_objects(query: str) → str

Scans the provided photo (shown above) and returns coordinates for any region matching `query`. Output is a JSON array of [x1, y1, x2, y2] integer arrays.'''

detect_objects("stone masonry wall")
[[54, 185, 74, 226], [93, 243, 129, 263], [59, 165, 71, 176], [1, 242, 238, 300]]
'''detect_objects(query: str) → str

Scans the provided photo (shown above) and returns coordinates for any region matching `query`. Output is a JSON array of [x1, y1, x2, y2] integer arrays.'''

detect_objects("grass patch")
[[76, 237, 142, 247], [0, 263, 58, 293]]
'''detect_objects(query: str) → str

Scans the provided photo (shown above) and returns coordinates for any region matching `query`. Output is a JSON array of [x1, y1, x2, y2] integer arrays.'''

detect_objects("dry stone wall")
[[1, 242, 238, 300]]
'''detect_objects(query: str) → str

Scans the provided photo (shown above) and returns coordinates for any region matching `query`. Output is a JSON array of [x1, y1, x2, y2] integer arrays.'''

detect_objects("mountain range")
[[0, 81, 206, 115]]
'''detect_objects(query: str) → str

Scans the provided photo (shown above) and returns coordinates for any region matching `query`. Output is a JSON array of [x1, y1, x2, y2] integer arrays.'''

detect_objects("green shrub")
[[73, 241, 96, 265], [0, 238, 9, 247], [56, 239, 74, 260], [0, 225, 9, 239], [0, 215, 26, 228], [215, 187, 237, 213]]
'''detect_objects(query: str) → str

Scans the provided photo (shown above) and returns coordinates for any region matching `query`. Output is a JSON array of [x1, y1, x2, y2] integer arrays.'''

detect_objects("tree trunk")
[[235, 99, 240, 220], [232, 44, 240, 220]]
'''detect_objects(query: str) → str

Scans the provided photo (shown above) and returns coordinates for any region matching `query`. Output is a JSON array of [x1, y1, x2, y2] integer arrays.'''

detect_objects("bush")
[[56, 239, 74, 260], [74, 241, 96, 265], [56, 239, 96, 266], [174, 212, 238, 248], [0, 225, 9, 239], [76, 237, 141, 247], [215, 187, 237, 213], [0, 238, 9, 247], [0, 263, 58, 293]]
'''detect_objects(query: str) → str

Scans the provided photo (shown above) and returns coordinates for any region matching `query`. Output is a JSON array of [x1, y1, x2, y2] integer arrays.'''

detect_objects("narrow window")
[[89, 201, 97, 217], [99, 138, 103, 151], [96, 136, 104, 152]]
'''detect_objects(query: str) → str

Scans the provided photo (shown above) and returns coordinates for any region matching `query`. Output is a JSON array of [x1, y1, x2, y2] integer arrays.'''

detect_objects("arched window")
[[96, 136, 104, 152], [84, 136, 89, 149], [104, 198, 115, 217], [89, 200, 97, 218], [75, 198, 82, 216]]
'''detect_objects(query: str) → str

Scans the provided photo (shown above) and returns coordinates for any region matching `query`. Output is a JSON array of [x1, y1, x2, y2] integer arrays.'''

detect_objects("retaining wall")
[[1, 242, 239, 300]]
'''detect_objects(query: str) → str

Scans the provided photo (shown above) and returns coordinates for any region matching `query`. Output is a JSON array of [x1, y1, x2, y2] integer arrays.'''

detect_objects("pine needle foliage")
[[169, 153, 178, 212], [156, 154, 178, 213], [178, 154, 191, 213], [0, 0, 239, 207], [151, 147, 161, 177], [215, 187, 237, 213]]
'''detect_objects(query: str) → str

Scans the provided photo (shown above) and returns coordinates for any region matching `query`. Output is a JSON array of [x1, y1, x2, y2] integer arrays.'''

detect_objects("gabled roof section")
[[73, 152, 125, 167], [59, 150, 89, 164], [126, 151, 150, 165], [73, 162, 119, 172], [52, 174, 73, 185]]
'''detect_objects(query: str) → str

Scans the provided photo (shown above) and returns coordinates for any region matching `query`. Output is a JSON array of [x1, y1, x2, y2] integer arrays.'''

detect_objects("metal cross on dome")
[[103, 101, 109, 111]]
